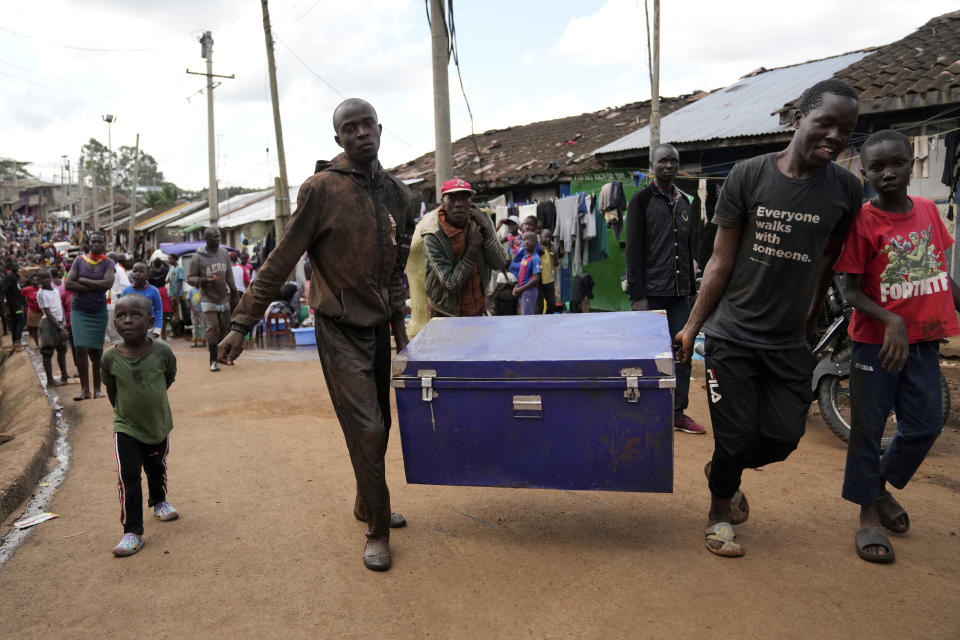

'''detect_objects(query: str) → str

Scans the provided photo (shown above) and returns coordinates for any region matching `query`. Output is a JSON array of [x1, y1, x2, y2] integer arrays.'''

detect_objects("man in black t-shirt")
[[674, 79, 863, 558]]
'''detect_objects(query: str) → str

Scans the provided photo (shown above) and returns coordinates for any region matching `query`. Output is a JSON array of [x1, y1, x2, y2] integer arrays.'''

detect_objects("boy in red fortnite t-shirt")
[[835, 129, 960, 564]]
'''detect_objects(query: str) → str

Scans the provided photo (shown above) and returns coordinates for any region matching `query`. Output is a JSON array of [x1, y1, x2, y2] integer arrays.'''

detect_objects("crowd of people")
[[2, 81, 956, 571]]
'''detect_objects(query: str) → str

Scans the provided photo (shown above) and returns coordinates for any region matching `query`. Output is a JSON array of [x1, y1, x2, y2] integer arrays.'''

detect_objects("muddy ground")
[[1, 336, 958, 639]]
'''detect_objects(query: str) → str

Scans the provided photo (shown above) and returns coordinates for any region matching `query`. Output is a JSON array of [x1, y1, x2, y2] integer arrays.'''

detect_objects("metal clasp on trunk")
[[621, 367, 642, 402], [513, 395, 542, 418], [418, 369, 436, 402]]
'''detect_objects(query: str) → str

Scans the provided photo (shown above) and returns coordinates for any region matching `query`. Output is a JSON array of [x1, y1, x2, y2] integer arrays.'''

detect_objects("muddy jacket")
[[625, 183, 696, 299], [230, 154, 414, 332], [421, 211, 510, 317]]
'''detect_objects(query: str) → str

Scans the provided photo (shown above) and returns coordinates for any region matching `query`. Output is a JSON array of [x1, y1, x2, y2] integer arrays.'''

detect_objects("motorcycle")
[[811, 275, 951, 451]]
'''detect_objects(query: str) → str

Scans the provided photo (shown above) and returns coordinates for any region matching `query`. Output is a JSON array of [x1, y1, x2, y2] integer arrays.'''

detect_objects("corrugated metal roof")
[[167, 189, 273, 230], [594, 51, 871, 156], [138, 200, 207, 232], [218, 186, 300, 229], [135, 202, 191, 230], [103, 206, 154, 230]]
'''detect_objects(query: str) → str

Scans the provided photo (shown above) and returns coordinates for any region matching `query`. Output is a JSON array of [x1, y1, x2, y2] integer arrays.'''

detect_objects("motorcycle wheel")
[[817, 372, 951, 452]]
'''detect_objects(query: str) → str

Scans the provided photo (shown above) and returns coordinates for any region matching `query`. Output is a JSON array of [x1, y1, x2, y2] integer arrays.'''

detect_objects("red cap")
[[440, 177, 475, 197]]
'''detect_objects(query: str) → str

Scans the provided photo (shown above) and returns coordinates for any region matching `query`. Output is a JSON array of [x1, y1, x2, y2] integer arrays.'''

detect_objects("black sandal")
[[855, 526, 895, 563]]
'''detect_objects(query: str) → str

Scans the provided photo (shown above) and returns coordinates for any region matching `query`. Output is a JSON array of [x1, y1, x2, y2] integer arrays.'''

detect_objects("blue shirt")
[[509, 250, 541, 287], [168, 264, 185, 298], [121, 284, 163, 330]]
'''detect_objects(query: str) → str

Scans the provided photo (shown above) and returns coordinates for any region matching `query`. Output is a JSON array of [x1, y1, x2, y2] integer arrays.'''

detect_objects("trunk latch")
[[418, 369, 436, 402], [621, 367, 642, 402]]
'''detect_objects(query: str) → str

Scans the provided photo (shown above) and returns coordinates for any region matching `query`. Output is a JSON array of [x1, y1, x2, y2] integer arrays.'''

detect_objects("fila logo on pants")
[[707, 369, 722, 404]]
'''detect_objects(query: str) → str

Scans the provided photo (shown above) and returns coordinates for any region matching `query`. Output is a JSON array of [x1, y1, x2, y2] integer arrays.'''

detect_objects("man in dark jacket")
[[218, 98, 414, 572], [625, 143, 705, 435], [2, 257, 25, 347]]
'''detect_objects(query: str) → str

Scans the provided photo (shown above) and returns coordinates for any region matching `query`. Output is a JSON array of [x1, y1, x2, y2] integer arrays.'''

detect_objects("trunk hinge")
[[621, 367, 641, 402], [419, 369, 436, 402]]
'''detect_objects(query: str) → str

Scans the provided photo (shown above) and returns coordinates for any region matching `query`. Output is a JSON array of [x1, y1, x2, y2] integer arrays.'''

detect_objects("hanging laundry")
[[536, 200, 557, 232], [571, 273, 594, 313], [598, 181, 627, 239], [587, 203, 609, 263], [942, 131, 960, 187], [579, 193, 596, 242], [697, 179, 708, 225], [554, 195, 582, 275], [912, 136, 930, 178], [579, 193, 596, 267], [488, 194, 507, 209], [518, 203, 538, 225]]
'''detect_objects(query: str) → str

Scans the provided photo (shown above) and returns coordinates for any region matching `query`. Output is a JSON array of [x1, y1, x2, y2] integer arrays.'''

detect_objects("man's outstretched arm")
[[674, 224, 742, 362]]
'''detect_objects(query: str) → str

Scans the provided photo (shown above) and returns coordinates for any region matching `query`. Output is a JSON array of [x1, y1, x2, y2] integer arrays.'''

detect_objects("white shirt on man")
[[37, 287, 64, 324], [231, 264, 246, 293]]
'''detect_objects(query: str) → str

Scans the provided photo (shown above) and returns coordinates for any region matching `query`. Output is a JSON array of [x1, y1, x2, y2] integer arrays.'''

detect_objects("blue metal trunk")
[[392, 313, 676, 492]]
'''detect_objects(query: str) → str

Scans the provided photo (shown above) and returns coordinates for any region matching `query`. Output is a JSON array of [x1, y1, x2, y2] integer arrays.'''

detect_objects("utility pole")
[[188, 31, 234, 226], [78, 153, 86, 236], [128, 133, 140, 253], [648, 0, 661, 169], [261, 0, 291, 240], [62, 156, 71, 216], [430, 0, 452, 199], [102, 114, 116, 245], [91, 168, 99, 232]]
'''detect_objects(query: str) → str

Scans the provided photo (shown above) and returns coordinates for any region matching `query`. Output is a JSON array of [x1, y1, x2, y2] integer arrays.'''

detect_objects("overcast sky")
[[1, 0, 957, 191]]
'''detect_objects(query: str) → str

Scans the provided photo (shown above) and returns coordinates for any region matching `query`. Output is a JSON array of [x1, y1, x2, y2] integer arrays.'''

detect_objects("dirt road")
[[2, 338, 959, 639]]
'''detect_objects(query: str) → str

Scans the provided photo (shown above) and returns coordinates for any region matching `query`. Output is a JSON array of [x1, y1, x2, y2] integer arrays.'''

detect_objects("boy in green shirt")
[[100, 294, 179, 557]]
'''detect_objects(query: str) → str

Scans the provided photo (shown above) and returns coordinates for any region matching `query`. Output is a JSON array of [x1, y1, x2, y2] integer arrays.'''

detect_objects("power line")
[[0, 68, 116, 99], [0, 25, 158, 52], [278, 41, 415, 148], [443, 0, 484, 182], [294, 0, 323, 22], [0, 58, 117, 94], [280, 41, 345, 99]]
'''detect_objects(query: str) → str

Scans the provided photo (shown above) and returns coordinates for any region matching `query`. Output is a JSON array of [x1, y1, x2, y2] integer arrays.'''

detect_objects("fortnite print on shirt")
[[750, 206, 824, 264], [878, 224, 949, 302]]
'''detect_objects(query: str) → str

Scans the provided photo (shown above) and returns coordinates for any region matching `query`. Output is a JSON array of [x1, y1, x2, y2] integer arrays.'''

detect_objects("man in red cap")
[[421, 177, 509, 317]]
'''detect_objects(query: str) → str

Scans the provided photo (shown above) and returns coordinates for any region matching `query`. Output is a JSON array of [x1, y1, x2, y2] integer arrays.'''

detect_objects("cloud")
[[550, 0, 960, 98], [4, 0, 960, 190]]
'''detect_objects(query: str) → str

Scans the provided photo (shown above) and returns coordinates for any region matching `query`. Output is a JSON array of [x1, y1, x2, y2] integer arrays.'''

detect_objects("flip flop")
[[855, 526, 895, 564], [705, 522, 745, 557], [876, 492, 910, 534], [704, 462, 749, 525]]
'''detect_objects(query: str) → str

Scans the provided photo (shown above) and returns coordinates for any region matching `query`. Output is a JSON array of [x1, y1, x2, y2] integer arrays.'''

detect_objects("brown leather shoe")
[[363, 538, 392, 572], [354, 511, 407, 528]]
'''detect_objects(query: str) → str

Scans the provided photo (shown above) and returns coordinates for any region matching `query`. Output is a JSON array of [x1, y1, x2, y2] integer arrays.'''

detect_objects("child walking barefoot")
[[100, 294, 179, 557]]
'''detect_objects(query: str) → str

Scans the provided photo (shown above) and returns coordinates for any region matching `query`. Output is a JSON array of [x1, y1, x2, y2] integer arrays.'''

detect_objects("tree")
[[144, 183, 179, 208], [221, 185, 267, 200], [0, 157, 34, 182], [116, 146, 165, 189], [81, 138, 114, 187]]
